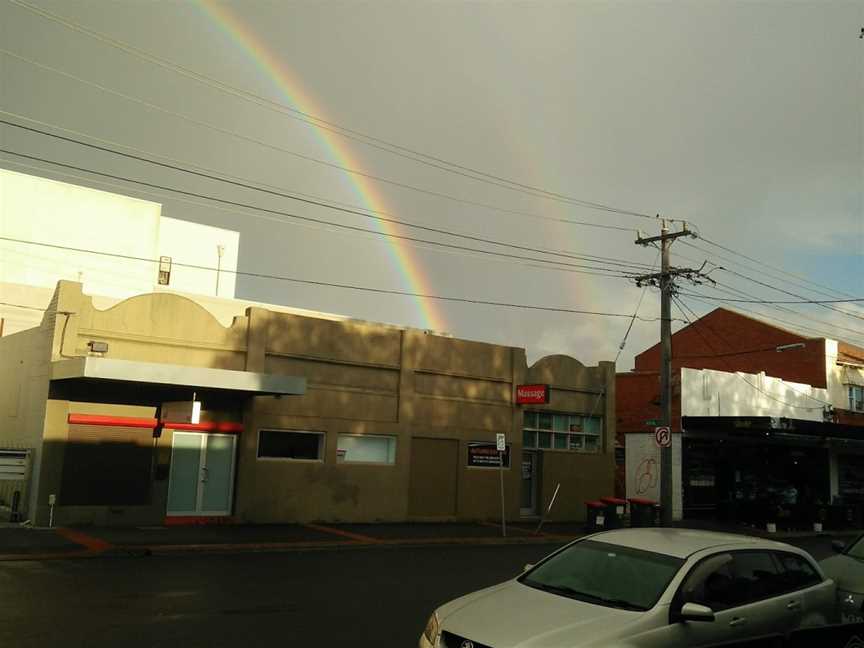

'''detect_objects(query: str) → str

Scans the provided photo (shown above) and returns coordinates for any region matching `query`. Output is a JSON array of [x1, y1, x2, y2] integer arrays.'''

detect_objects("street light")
[[776, 343, 806, 352]]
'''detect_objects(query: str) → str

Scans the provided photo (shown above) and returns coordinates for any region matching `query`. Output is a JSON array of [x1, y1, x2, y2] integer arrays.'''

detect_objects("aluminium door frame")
[[165, 431, 237, 517]]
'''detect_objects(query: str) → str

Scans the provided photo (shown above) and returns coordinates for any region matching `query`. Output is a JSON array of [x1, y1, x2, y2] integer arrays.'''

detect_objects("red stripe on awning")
[[67, 413, 242, 433], [68, 414, 157, 428]]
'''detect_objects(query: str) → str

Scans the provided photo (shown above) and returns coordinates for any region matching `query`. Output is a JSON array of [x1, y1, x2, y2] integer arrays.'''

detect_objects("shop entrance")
[[683, 437, 830, 523], [520, 450, 540, 517], [166, 432, 237, 516]]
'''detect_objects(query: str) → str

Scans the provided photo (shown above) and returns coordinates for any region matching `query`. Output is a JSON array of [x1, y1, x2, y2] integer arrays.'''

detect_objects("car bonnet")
[[438, 580, 647, 648]]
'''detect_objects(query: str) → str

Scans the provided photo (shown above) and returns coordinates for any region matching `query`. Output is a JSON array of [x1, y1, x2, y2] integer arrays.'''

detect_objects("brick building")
[[616, 308, 864, 521]]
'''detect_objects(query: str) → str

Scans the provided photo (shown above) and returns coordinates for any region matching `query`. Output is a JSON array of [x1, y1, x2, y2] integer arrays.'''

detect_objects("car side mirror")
[[523, 563, 534, 573], [833, 540, 846, 553], [680, 603, 715, 623]]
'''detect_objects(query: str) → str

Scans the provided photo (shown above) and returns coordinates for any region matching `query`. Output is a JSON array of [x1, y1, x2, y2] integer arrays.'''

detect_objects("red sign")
[[516, 384, 549, 404]]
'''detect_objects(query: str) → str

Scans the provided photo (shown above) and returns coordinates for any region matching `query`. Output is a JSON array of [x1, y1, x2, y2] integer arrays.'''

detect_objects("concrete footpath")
[[0, 520, 859, 562]]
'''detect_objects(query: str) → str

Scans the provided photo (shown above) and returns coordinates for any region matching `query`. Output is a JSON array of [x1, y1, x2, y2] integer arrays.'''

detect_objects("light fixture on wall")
[[776, 343, 806, 352], [87, 340, 108, 354]]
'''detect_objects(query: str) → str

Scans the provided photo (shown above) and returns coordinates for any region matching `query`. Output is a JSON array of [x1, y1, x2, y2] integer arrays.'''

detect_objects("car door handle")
[[729, 617, 747, 628], [786, 600, 801, 611]]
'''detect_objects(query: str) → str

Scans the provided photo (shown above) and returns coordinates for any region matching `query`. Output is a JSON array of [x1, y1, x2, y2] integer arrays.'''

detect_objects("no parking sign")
[[654, 426, 671, 448]]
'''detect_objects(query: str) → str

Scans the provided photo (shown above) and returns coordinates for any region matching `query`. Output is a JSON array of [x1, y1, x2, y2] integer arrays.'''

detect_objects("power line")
[[679, 292, 864, 305], [9, 0, 659, 220], [717, 267, 864, 324], [679, 237, 864, 335], [0, 115, 653, 274], [0, 235, 677, 322], [583, 252, 661, 427], [0, 49, 643, 232], [672, 294, 831, 411], [681, 293, 864, 348], [0, 148, 637, 280], [695, 234, 856, 299], [2, 155, 640, 285], [694, 281, 864, 344], [681, 240, 853, 303], [684, 242, 864, 335]]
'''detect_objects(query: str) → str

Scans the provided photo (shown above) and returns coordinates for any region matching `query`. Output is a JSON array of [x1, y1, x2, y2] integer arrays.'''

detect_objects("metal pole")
[[660, 220, 673, 527], [216, 245, 225, 296], [499, 450, 507, 537]]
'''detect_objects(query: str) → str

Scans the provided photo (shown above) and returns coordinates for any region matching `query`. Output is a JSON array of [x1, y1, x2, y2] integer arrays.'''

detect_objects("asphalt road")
[[0, 535, 844, 648]]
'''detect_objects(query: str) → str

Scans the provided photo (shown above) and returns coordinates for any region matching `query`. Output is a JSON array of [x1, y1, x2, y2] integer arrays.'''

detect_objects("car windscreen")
[[520, 540, 684, 611], [846, 537, 864, 560]]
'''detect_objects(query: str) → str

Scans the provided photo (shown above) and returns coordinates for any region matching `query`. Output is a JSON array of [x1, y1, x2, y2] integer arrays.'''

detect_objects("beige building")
[[0, 281, 615, 527]]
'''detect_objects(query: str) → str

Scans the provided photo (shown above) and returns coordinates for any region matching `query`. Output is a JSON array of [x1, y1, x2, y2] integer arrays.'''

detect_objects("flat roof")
[[50, 357, 305, 396]]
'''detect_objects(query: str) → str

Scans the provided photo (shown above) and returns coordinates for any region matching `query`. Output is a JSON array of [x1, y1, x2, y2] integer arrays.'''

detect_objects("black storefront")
[[682, 416, 864, 529]]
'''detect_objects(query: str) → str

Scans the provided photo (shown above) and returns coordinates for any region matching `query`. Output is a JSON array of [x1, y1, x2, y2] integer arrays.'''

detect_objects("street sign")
[[645, 419, 659, 426], [654, 426, 671, 448], [496, 433, 506, 452]]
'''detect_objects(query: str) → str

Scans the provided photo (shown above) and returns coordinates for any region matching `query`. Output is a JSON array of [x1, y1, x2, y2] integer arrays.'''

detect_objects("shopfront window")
[[523, 411, 602, 453], [336, 434, 396, 464], [258, 430, 324, 461]]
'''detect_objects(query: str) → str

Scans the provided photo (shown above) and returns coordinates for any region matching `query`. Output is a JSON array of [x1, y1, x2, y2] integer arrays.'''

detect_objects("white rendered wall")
[[680, 366, 829, 421]]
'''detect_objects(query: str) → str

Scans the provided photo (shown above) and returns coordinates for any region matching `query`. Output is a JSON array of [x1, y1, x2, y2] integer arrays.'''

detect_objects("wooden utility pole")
[[635, 219, 700, 526]]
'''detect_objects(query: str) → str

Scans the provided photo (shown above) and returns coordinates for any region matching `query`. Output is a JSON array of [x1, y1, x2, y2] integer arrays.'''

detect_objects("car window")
[[731, 552, 784, 603], [680, 551, 784, 611], [680, 553, 737, 611], [774, 552, 822, 592], [520, 540, 683, 611], [845, 536, 864, 560]]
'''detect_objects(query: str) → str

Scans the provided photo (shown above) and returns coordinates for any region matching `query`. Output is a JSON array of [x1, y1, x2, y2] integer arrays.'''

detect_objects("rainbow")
[[193, 1, 446, 332]]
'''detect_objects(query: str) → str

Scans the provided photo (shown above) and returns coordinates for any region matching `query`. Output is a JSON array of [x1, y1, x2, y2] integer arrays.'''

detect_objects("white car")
[[420, 529, 834, 648]]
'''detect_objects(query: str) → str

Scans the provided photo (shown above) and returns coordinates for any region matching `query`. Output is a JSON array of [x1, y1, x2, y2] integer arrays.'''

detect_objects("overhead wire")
[[584, 252, 662, 421], [8, 0, 659, 220], [671, 241, 864, 341], [0, 235, 680, 322], [696, 235, 857, 299], [0, 115, 653, 273], [682, 240, 864, 323], [689, 281, 864, 345], [681, 293, 864, 348], [0, 148, 638, 280], [671, 294, 831, 411], [0, 49, 642, 232], [678, 293, 864, 305]]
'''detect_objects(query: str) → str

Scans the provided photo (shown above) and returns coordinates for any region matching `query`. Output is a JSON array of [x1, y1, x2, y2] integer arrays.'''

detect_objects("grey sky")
[[1, 0, 862, 371]]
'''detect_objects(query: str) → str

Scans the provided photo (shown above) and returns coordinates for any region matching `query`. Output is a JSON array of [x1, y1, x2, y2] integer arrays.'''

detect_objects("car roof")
[[587, 528, 791, 559]]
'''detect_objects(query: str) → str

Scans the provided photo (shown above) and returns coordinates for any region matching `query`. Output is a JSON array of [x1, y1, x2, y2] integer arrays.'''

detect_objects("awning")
[[51, 357, 305, 397], [682, 416, 864, 442]]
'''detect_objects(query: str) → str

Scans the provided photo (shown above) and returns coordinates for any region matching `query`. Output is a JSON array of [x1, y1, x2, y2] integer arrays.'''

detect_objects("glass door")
[[166, 432, 237, 516]]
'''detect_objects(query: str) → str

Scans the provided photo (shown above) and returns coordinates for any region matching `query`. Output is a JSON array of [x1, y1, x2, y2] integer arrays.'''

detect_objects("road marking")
[[303, 524, 380, 543], [55, 528, 114, 552]]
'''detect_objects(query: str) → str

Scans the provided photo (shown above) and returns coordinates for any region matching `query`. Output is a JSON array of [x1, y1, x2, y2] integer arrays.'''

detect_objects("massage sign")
[[516, 384, 550, 405]]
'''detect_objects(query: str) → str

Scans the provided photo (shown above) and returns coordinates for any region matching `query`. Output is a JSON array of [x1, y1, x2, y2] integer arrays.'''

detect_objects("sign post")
[[496, 432, 507, 537]]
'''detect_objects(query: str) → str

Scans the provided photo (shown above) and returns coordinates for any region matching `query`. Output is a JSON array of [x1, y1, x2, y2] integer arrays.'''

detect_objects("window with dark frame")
[[257, 430, 324, 460], [849, 385, 864, 412], [522, 411, 602, 453]]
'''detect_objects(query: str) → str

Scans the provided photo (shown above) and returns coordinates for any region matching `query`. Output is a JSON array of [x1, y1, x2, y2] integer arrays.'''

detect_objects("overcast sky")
[[1, 0, 862, 371]]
